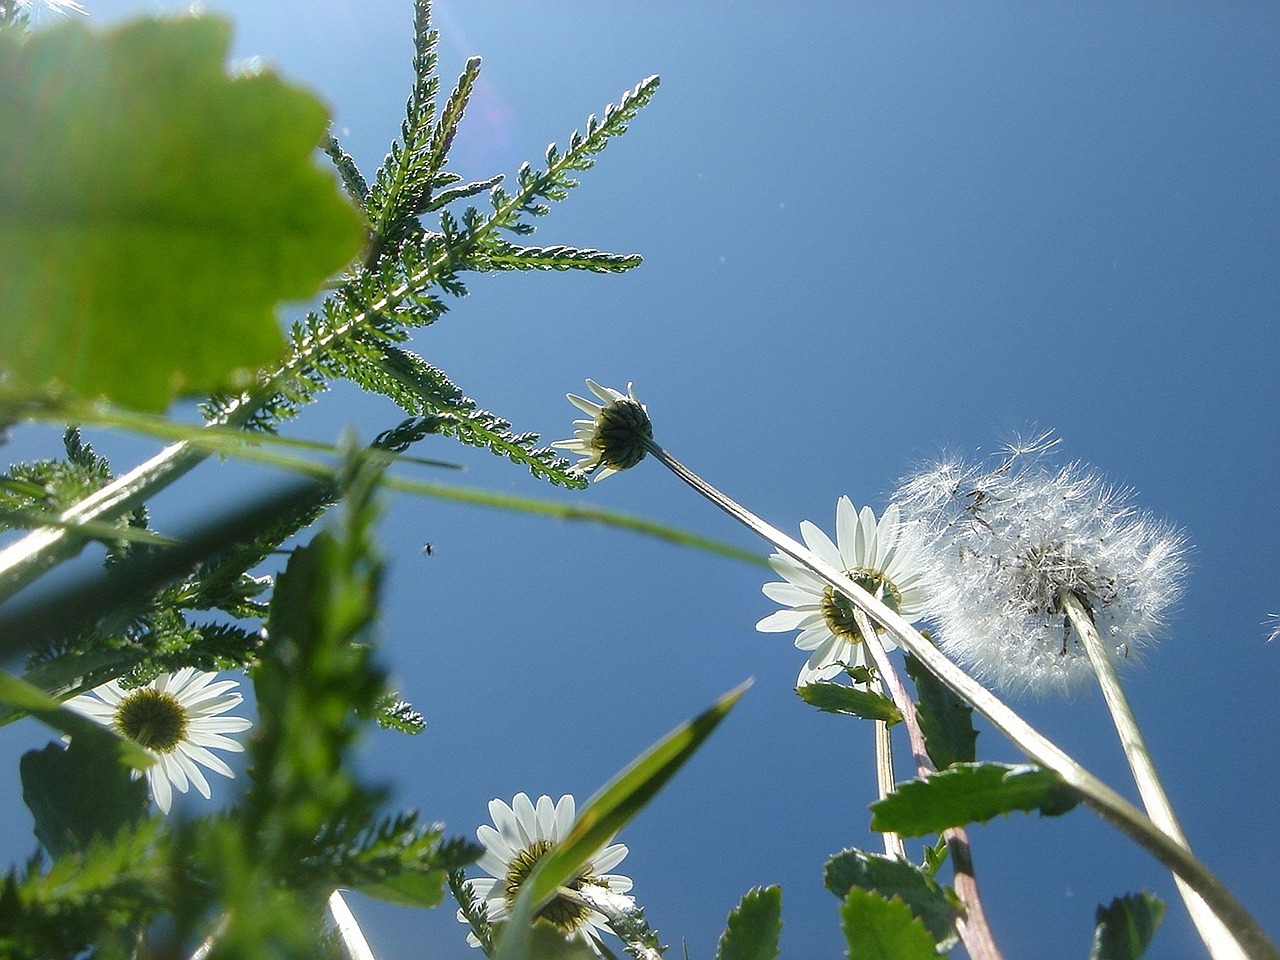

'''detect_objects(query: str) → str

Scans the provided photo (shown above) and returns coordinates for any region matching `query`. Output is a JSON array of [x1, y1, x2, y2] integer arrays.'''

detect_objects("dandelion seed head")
[[894, 440, 1187, 697]]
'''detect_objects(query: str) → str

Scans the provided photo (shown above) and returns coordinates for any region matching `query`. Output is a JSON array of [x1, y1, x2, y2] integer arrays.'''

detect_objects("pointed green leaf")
[[1089, 893, 1165, 960], [353, 870, 447, 909], [0, 669, 152, 770], [870, 762, 1079, 837], [715, 885, 782, 960], [904, 652, 977, 768], [824, 849, 956, 948], [20, 740, 149, 858], [796, 681, 902, 725], [494, 680, 751, 960], [841, 888, 938, 960], [0, 16, 366, 410]]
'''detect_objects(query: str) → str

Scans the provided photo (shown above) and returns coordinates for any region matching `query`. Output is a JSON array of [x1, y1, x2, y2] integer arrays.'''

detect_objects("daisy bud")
[[552, 379, 652, 480]]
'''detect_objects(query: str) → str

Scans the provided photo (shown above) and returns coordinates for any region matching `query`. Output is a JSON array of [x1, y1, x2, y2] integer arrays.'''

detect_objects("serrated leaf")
[[1089, 893, 1165, 960], [494, 681, 750, 960], [796, 681, 902, 725], [904, 653, 977, 768], [841, 888, 938, 960], [870, 762, 1079, 837], [20, 740, 149, 859], [824, 849, 956, 948], [715, 886, 782, 960], [0, 16, 366, 410]]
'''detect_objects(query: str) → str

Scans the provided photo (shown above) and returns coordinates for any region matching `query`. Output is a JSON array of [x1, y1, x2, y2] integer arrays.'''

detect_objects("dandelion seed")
[[894, 440, 1186, 696], [456, 793, 633, 954], [65, 668, 253, 813], [757, 496, 926, 687]]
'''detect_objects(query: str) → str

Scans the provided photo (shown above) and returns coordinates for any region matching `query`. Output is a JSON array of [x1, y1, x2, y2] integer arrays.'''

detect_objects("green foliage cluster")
[[0, 1, 1204, 958]]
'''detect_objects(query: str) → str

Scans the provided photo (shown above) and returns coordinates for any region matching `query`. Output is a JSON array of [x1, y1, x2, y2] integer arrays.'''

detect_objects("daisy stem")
[[1061, 591, 1246, 960], [873, 718, 907, 860], [854, 608, 1003, 960], [328, 890, 378, 960], [642, 438, 1278, 960]]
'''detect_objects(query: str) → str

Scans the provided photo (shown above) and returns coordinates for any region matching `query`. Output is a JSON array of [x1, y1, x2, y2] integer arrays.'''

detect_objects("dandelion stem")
[[328, 890, 378, 960], [642, 438, 1279, 960], [1061, 591, 1246, 960]]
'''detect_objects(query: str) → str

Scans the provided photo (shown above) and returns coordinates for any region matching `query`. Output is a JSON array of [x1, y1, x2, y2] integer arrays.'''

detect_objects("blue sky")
[[2, 2, 1278, 958]]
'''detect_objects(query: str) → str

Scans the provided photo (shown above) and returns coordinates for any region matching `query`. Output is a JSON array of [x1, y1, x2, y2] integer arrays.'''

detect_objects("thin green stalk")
[[643, 438, 1279, 960], [873, 718, 906, 860], [1061, 591, 1246, 960]]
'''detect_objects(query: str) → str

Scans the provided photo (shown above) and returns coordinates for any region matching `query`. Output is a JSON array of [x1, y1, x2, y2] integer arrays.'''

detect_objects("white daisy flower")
[[893, 440, 1186, 696], [65, 668, 253, 814], [552, 379, 651, 480], [757, 496, 926, 687], [456, 793, 632, 954]]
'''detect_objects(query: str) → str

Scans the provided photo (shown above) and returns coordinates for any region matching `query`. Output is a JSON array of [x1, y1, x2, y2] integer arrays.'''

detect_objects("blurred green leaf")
[[715, 885, 782, 960], [841, 888, 938, 960], [494, 680, 750, 960], [1089, 893, 1165, 960], [0, 16, 365, 410], [871, 762, 1079, 837], [796, 681, 902, 725], [20, 740, 149, 859], [824, 849, 956, 948], [0, 670, 151, 770], [353, 870, 446, 909], [904, 653, 977, 768]]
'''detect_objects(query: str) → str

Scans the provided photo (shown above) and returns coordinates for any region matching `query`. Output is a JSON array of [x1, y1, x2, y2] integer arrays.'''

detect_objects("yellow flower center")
[[820, 568, 902, 643], [114, 687, 188, 753], [504, 839, 597, 933]]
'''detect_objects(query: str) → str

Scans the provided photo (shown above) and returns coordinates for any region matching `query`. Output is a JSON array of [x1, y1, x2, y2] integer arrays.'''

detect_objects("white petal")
[[794, 625, 835, 651], [554, 795, 576, 839], [761, 582, 818, 607], [755, 609, 810, 633], [591, 842, 627, 873], [180, 743, 234, 779], [511, 793, 538, 846], [535, 794, 557, 841], [835, 496, 859, 561], [149, 765, 173, 813], [799, 520, 842, 570]]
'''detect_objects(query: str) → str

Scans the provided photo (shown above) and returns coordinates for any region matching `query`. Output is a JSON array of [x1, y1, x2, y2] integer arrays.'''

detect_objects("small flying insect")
[[421, 542, 435, 557]]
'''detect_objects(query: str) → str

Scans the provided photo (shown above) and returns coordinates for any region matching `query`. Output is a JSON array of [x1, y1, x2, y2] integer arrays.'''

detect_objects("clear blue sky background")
[[2, 2, 1278, 958]]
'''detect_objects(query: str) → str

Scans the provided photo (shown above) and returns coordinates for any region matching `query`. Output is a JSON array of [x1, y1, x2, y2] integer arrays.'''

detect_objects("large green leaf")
[[493, 681, 750, 960], [824, 849, 956, 948], [20, 739, 149, 859], [870, 762, 1079, 837], [716, 886, 782, 960], [1089, 893, 1165, 960], [0, 16, 366, 410], [841, 888, 938, 960]]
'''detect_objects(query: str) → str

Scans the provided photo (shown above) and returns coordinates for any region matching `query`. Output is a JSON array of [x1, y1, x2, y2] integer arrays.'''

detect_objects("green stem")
[[853, 607, 1003, 960], [643, 438, 1279, 960], [873, 717, 906, 860], [1061, 591, 1247, 960]]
